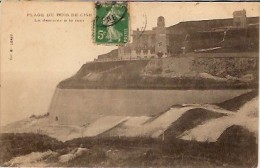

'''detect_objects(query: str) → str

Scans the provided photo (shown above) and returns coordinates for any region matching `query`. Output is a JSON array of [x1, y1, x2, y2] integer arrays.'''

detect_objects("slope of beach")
[[1, 90, 258, 167]]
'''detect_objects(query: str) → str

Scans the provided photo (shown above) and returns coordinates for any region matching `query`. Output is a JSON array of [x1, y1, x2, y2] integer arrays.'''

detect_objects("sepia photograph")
[[0, 1, 259, 167]]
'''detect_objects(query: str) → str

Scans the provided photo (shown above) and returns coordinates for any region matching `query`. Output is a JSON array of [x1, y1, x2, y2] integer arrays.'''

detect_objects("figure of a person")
[[102, 6, 123, 42]]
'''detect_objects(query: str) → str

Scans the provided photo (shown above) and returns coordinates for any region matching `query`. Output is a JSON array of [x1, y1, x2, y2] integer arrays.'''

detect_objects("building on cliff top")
[[233, 9, 247, 28], [96, 10, 259, 62]]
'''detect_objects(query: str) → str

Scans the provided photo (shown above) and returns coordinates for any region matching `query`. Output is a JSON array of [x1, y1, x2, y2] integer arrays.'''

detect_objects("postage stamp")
[[94, 2, 129, 45]]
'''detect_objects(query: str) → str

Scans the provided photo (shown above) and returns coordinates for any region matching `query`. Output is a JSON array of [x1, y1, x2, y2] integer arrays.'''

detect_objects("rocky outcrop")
[[58, 53, 258, 90]]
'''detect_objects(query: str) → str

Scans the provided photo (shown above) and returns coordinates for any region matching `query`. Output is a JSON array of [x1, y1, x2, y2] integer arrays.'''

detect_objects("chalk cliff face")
[[45, 53, 259, 126], [2, 90, 258, 142], [58, 53, 259, 90], [48, 89, 251, 126]]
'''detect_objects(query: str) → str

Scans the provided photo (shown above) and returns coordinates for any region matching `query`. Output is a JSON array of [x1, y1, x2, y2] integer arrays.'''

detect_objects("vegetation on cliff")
[[58, 54, 258, 89]]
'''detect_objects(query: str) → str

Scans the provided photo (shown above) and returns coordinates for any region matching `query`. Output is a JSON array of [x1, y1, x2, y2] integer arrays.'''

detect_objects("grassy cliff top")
[[58, 55, 258, 90]]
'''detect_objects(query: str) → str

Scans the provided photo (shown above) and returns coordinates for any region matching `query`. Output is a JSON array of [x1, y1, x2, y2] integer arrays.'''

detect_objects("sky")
[[1, 2, 259, 126]]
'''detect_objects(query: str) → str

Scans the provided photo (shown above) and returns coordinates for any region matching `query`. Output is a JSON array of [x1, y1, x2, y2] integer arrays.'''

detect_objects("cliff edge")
[[58, 53, 258, 90]]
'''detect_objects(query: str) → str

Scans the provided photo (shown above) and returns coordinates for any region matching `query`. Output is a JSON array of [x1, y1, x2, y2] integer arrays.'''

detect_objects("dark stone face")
[[157, 16, 165, 27]]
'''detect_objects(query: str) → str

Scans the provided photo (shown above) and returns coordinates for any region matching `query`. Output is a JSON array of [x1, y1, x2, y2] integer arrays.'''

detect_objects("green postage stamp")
[[94, 2, 129, 45]]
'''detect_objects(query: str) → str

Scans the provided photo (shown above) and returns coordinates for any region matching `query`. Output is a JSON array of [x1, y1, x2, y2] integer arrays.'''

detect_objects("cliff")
[[58, 53, 258, 90]]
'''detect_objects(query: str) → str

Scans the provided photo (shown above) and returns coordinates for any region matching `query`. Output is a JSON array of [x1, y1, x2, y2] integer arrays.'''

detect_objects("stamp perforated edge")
[[92, 1, 130, 46]]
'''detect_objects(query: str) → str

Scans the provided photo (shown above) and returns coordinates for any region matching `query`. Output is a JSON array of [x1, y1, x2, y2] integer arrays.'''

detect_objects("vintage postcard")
[[0, 1, 259, 167]]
